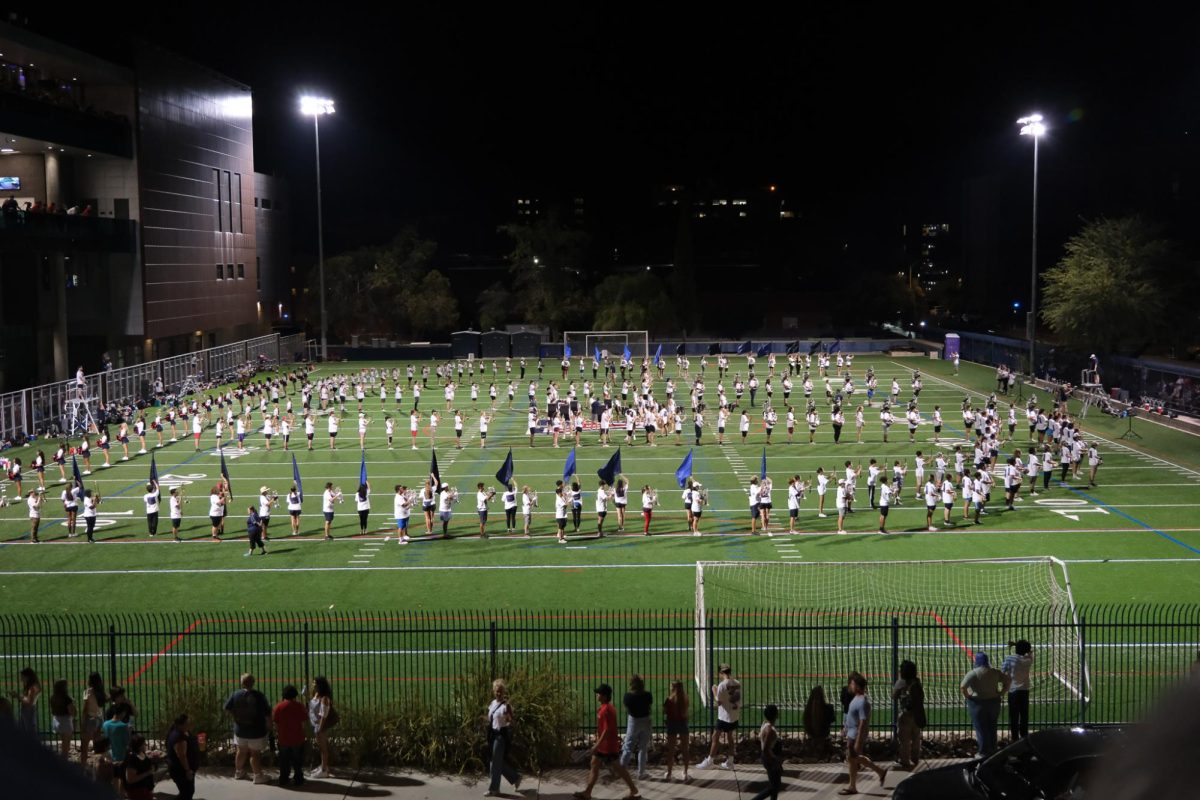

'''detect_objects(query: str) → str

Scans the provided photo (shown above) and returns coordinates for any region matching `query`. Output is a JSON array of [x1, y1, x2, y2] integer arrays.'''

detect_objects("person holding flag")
[[495, 448, 516, 532], [61, 472, 80, 538]]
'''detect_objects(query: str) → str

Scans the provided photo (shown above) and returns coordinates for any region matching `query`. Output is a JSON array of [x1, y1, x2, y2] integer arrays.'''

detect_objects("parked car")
[[892, 727, 1121, 800]]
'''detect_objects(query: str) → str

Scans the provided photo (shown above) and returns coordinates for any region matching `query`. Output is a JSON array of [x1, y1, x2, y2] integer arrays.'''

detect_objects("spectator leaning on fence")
[[308, 676, 337, 779], [960, 652, 1010, 757], [224, 672, 271, 785], [1002, 640, 1034, 741]]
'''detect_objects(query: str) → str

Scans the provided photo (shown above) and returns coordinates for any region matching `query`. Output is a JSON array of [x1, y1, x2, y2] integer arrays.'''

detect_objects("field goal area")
[[694, 557, 1090, 711], [563, 330, 649, 362]]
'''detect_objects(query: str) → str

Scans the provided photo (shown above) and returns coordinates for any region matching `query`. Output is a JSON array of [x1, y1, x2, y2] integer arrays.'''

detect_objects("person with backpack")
[[223, 673, 271, 784], [891, 659, 926, 770]]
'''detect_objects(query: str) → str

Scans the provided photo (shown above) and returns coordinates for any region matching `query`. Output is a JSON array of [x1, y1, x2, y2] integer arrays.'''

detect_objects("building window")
[[261, 198, 271, 210], [235, 173, 243, 233], [214, 169, 222, 232], [224, 171, 233, 233], [226, 264, 234, 280], [256, 257, 261, 291], [254, 197, 259, 208], [216, 264, 223, 281], [237, 263, 245, 279]]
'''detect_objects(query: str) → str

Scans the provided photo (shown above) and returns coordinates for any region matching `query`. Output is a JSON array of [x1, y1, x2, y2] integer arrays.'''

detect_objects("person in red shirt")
[[574, 683, 639, 800], [272, 685, 307, 787]]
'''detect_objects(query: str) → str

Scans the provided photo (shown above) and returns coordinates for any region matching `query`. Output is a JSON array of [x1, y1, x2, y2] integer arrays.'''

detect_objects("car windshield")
[[976, 738, 1094, 800]]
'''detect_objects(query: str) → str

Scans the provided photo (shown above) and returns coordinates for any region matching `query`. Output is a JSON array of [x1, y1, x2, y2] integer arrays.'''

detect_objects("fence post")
[[21, 388, 31, 433], [108, 624, 118, 687], [489, 620, 498, 681], [303, 621, 311, 690], [891, 615, 900, 734], [707, 611, 716, 731], [1078, 612, 1087, 724]]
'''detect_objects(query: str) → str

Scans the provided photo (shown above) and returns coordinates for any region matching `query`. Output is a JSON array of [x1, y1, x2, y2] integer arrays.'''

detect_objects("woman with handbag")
[[485, 679, 522, 797]]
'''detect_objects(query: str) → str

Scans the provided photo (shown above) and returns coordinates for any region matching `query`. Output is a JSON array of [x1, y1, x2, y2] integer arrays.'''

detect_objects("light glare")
[[300, 96, 336, 116]]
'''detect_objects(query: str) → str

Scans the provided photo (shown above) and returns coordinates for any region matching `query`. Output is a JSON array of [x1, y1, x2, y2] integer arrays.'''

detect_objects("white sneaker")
[[138, 449, 147, 454], [309, 768, 328, 779], [83, 470, 92, 475], [170, 437, 177, 442], [719, 758, 734, 770], [120, 456, 129, 461], [696, 757, 714, 770], [928, 526, 938, 532], [818, 513, 828, 518], [253, 773, 270, 785]]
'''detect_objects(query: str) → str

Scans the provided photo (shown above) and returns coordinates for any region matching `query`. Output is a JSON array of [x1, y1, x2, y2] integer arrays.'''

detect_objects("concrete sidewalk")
[[175, 759, 964, 799]]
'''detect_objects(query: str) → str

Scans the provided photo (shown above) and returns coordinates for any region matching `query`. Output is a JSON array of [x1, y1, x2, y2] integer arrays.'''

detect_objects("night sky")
[[26, 6, 1200, 257]]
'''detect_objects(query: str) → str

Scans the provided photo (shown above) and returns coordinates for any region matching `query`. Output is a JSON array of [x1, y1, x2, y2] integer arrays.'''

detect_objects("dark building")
[[0, 20, 290, 390]]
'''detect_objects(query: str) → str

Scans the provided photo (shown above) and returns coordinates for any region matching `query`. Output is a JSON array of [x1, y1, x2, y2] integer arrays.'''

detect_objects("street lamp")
[[301, 95, 335, 360], [1018, 113, 1046, 378]]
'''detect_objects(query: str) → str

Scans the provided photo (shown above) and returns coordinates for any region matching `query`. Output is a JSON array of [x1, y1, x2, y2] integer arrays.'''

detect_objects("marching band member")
[[553, 485, 569, 543], [815, 467, 828, 518], [262, 414, 275, 451], [327, 411, 341, 450], [81, 488, 100, 542], [322, 482, 342, 540], [437, 482, 455, 538], [806, 406, 820, 444], [27, 489, 44, 543], [906, 405, 921, 444], [393, 484, 412, 544], [831, 405, 845, 444], [739, 410, 750, 443], [690, 482, 705, 536], [209, 484, 226, 540], [62, 481, 79, 537], [354, 482, 372, 537], [358, 412, 371, 450], [258, 486, 277, 541], [879, 404, 894, 444], [519, 485, 537, 537], [475, 482, 496, 538], [169, 487, 184, 541], [191, 411, 204, 452], [143, 480, 161, 537], [640, 484, 656, 536]]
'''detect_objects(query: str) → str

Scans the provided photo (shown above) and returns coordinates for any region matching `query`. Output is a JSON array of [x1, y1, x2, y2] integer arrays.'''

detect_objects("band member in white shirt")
[[259, 486, 277, 541], [287, 484, 303, 536], [476, 483, 496, 538], [322, 482, 342, 540]]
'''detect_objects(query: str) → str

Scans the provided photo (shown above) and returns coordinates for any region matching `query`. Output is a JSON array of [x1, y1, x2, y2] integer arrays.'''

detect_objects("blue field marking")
[[1061, 484, 1200, 557]]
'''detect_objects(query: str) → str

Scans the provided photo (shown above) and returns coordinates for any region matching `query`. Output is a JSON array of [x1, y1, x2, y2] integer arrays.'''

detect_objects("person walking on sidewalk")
[[748, 704, 785, 800], [574, 683, 639, 800], [620, 675, 652, 780], [891, 659, 926, 770], [697, 663, 741, 771], [484, 678, 522, 797], [840, 671, 888, 795]]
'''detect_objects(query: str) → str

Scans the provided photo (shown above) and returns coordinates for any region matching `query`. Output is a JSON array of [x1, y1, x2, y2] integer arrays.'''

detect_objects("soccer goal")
[[694, 557, 1089, 709], [563, 330, 649, 363]]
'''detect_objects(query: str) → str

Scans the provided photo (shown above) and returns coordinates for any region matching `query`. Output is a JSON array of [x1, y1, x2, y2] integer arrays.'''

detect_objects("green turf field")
[[2, 354, 1197, 614], [2, 354, 1197, 733]]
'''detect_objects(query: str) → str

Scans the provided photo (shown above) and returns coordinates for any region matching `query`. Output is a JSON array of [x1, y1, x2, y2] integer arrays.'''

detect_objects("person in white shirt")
[[287, 484, 303, 536], [81, 489, 100, 542], [940, 477, 957, 526], [258, 486, 276, 540], [553, 486, 569, 543], [690, 482, 705, 536], [208, 485, 227, 540], [595, 481, 612, 537], [61, 484, 80, 537], [640, 484, 657, 536], [453, 411, 466, 450], [815, 467, 829, 518], [262, 416, 275, 451], [479, 412, 491, 449], [437, 483, 455, 538], [327, 412, 340, 450], [321, 482, 341, 540], [27, 490, 44, 543], [144, 480, 161, 537], [835, 480, 849, 534], [476, 483, 495, 538], [520, 485, 537, 537], [393, 484, 412, 543], [163, 487, 183, 542], [357, 413, 370, 450], [923, 478, 939, 531], [740, 411, 751, 443], [1087, 444, 1101, 487], [878, 480, 892, 534]]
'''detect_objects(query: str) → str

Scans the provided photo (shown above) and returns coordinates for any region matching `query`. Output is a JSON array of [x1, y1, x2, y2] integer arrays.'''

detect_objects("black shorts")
[[880, 506, 890, 517], [593, 752, 619, 764], [209, 515, 222, 527], [290, 510, 301, 518], [716, 720, 738, 733], [556, 517, 567, 530], [789, 509, 798, 518]]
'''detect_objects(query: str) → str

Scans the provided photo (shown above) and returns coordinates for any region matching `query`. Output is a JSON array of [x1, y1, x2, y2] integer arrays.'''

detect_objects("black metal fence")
[[1, 605, 1196, 740]]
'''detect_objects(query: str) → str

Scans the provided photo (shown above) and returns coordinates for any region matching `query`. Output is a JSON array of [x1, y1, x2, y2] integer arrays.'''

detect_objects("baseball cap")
[[974, 652, 990, 667]]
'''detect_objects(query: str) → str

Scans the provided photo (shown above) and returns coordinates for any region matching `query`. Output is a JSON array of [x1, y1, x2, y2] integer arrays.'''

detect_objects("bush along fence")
[[0, 605, 1196, 769]]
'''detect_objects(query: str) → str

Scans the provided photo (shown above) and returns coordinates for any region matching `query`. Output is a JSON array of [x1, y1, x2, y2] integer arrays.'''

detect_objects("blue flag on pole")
[[594, 345, 602, 364], [292, 453, 303, 502], [563, 447, 577, 482], [220, 451, 232, 498], [359, 449, 368, 486], [675, 449, 694, 488], [830, 339, 841, 353], [737, 340, 751, 355], [757, 343, 771, 358], [149, 452, 158, 485], [622, 344, 632, 362], [430, 449, 441, 490], [597, 447, 622, 486], [760, 447, 767, 480], [71, 455, 85, 493], [564, 343, 572, 358], [496, 448, 514, 487], [654, 343, 663, 363]]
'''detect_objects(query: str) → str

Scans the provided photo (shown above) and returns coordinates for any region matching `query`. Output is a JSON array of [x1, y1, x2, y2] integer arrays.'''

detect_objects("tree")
[[406, 269, 460, 337], [498, 217, 593, 332], [592, 272, 677, 333], [1040, 216, 1188, 356], [477, 282, 513, 331]]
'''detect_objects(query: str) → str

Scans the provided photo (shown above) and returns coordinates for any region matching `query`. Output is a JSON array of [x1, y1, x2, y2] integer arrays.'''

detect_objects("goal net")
[[694, 557, 1088, 710], [563, 331, 649, 363]]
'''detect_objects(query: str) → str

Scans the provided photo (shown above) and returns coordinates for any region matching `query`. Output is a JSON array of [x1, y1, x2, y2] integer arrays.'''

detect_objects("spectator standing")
[[123, 734, 155, 800], [748, 704, 784, 800], [223, 673, 271, 784], [308, 676, 337, 779], [166, 713, 199, 800], [1002, 640, 1034, 741], [662, 680, 690, 783], [697, 663, 741, 770], [101, 703, 133, 795], [48, 679, 76, 758], [573, 683, 638, 800], [841, 671, 887, 795], [484, 678, 521, 797], [15, 667, 40, 737], [620, 674, 652, 780], [891, 660, 926, 770], [802, 685, 834, 755], [960, 652, 1010, 757], [80, 672, 107, 766], [273, 685, 307, 787]]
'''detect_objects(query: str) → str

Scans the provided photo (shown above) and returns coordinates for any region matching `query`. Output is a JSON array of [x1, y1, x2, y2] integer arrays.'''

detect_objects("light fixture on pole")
[[1018, 113, 1046, 378], [300, 95, 335, 360]]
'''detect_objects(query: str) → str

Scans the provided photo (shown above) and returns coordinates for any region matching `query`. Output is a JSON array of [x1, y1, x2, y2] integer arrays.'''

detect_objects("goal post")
[[563, 331, 649, 363], [694, 557, 1089, 709]]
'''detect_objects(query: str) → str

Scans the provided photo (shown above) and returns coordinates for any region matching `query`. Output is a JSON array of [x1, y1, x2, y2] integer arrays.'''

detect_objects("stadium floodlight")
[[1019, 112, 1046, 378], [300, 96, 335, 361]]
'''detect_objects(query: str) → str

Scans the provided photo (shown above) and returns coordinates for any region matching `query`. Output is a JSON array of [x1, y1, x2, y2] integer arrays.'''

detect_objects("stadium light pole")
[[1018, 113, 1046, 378], [301, 95, 335, 361]]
